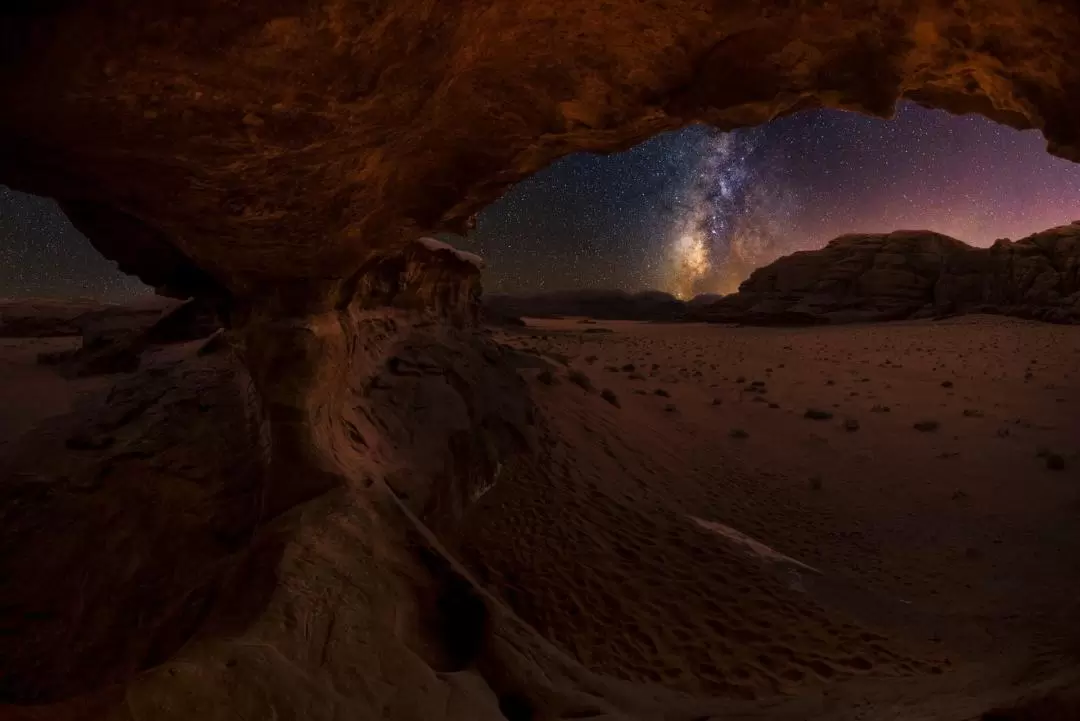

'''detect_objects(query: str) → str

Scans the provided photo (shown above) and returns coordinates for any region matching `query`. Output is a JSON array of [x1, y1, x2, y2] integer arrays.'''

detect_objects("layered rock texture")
[[2, 2, 1080, 720], [0, 243, 572, 721], [2, 1, 1080, 297], [697, 223, 1080, 325]]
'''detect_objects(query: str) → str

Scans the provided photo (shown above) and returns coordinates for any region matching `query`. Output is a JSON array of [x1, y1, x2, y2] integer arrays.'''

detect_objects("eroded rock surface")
[[697, 222, 1080, 325], [2, 1, 1080, 293], [0, 244, 583, 721], [3, 3, 1080, 719], [29, 297, 221, 376]]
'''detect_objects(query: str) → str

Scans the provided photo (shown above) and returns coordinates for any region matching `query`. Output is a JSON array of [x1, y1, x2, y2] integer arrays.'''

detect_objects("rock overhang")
[[1, 0, 1078, 297]]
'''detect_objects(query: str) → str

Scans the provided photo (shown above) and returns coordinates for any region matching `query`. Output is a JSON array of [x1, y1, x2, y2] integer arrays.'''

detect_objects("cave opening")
[[3, 2, 1080, 719], [458, 102, 1080, 303], [0, 186, 150, 301]]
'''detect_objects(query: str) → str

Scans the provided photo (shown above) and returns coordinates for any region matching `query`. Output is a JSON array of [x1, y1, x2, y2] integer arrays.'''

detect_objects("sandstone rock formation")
[[0, 242, 587, 721], [27, 297, 221, 376], [697, 222, 1080, 325], [2, 1, 1080, 298], [2, 2, 1080, 719]]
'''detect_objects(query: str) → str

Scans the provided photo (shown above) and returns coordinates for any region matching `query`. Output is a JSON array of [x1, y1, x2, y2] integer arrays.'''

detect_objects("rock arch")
[[1, 3, 1079, 720], [1, 0, 1078, 298]]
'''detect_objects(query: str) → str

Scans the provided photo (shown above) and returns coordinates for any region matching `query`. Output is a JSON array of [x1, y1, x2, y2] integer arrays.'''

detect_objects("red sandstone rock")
[[2, 5, 1080, 720], [698, 222, 1080, 325], [1, 1, 1079, 297]]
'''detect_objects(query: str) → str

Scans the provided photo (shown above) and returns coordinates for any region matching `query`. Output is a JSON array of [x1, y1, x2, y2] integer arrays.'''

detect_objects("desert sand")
[[2, 306, 1079, 720], [472, 315, 1080, 714]]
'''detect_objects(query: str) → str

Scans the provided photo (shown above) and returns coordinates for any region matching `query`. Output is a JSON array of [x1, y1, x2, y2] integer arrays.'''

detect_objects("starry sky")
[[0, 187, 148, 300], [460, 101, 1080, 298], [2, 101, 1079, 300]]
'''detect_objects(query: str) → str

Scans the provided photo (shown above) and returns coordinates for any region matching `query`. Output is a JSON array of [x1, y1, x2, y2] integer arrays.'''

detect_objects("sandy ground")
[[0, 334, 205, 453], [464, 315, 1080, 710], [0, 338, 105, 451], [3, 313, 1080, 719]]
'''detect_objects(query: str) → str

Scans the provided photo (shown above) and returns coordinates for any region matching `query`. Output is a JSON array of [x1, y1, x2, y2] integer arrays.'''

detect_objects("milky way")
[[462, 102, 1080, 298], [2, 102, 1080, 300], [661, 129, 798, 298]]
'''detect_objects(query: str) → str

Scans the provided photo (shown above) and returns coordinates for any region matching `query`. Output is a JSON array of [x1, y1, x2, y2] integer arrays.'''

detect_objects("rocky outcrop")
[[696, 222, 1080, 325], [0, 241, 577, 720], [30, 297, 222, 376], [0, 298, 167, 338], [2, 2, 1080, 718], [484, 290, 687, 322], [2, 2, 1080, 296]]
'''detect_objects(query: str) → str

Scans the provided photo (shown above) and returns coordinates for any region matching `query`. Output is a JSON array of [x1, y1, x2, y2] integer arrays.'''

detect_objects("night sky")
[[3, 101, 1079, 300], [461, 101, 1080, 298], [0, 187, 147, 300]]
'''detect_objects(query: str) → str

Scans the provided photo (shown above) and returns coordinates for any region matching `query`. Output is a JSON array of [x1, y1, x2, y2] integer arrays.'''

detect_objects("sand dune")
[[465, 315, 1080, 710]]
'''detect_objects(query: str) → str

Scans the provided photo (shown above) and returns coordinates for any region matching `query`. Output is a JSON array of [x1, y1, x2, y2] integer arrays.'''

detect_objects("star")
[[3, 102, 1079, 300]]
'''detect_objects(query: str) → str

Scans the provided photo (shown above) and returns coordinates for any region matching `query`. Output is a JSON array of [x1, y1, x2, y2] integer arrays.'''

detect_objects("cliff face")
[[697, 222, 1080, 325], [0, 240, 544, 717]]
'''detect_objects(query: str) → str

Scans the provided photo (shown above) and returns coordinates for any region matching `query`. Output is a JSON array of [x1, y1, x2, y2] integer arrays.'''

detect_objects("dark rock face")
[[2, 1, 1080, 295], [29, 297, 223, 377], [0, 349, 268, 703], [1, 4, 1079, 719], [484, 290, 687, 322], [0, 298, 164, 338], [696, 223, 1080, 325]]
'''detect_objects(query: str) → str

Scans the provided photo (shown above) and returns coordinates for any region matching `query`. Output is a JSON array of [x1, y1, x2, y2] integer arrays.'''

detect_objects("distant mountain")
[[686, 293, 724, 307], [483, 289, 689, 321], [692, 222, 1080, 325]]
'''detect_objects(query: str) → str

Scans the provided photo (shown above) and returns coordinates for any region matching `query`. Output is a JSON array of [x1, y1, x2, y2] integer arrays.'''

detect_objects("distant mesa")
[[485, 222, 1080, 327], [692, 222, 1080, 326]]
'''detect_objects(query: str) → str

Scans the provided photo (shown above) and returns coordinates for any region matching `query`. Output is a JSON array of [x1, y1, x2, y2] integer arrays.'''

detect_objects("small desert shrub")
[[913, 420, 940, 432], [804, 408, 833, 420]]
